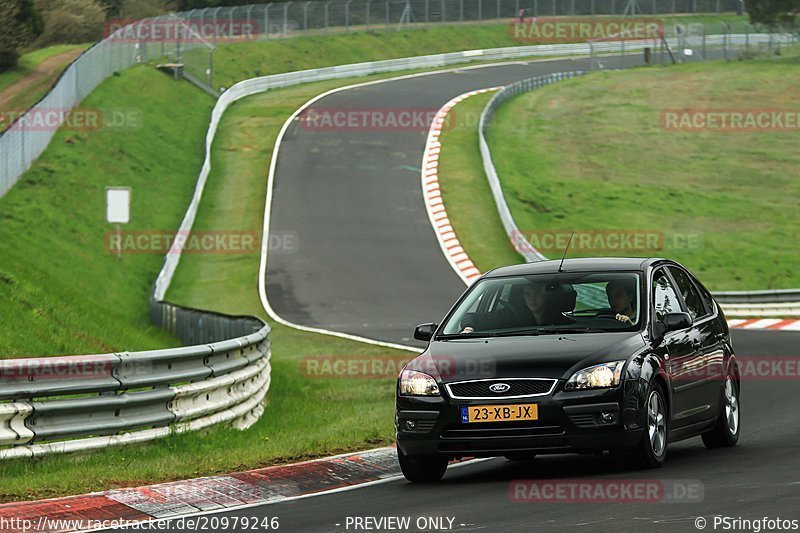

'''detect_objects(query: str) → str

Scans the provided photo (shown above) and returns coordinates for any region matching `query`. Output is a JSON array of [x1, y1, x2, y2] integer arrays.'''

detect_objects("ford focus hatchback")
[[396, 258, 740, 482]]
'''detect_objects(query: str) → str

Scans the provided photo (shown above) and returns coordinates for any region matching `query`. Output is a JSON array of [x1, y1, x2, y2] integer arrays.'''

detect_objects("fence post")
[[212, 7, 221, 46], [571, 0, 575, 15], [304, 2, 310, 34], [325, 0, 331, 32], [346, 0, 353, 30], [283, 2, 291, 35], [496, 0, 500, 20], [479, 0, 483, 20], [367, 0, 372, 29], [426, 0, 430, 26], [534, 0, 538, 16], [385, 0, 390, 28], [460, 0, 464, 21], [441, 0, 446, 22], [246, 5, 254, 38], [264, 3, 271, 39]]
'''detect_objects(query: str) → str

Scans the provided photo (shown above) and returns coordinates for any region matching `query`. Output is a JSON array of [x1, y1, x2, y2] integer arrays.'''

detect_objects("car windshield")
[[439, 272, 642, 337]]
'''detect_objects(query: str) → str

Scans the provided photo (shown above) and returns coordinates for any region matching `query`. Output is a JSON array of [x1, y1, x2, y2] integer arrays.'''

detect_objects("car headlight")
[[398, 370, 440, 396], [564, 361, 625, 391]]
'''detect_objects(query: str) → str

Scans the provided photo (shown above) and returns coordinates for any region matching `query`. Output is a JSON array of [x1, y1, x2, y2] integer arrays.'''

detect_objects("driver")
[[606, 279, 637, 324]]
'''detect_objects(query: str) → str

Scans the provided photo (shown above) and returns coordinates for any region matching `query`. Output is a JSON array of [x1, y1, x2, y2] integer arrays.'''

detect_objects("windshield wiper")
[[435, 332, 497, 340], [492, 328, 545, 337], [493, 327, 609, 337], [540, 327, 608, 334]]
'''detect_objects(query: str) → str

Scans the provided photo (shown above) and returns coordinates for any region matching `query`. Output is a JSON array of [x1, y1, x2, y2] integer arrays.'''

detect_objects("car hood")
[[405, 332, 646, 382]]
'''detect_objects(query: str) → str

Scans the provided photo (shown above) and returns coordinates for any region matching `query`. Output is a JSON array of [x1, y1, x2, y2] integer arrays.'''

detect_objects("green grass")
[[437, 52, 800, 290], [0, 66, 215, 357]]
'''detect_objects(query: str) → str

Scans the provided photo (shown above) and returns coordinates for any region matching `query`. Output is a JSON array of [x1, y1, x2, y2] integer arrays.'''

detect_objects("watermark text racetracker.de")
[[509, 17, 664, 43], [510, 479, 704, 503], [301, 354, 496, 380], [104, 230, 298, 255], [662, 109, 800, 132], [510, 229, 703, 256], [105, 18, 261, 43], [0, 108, 143, 132]]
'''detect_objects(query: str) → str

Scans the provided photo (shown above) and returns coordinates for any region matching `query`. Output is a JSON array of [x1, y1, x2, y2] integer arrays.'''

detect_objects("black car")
[[396, 258, 740, 482]]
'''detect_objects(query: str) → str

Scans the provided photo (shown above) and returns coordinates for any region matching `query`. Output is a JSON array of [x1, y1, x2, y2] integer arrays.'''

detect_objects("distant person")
[[518, 7, 526, 23], [606, 279, 637, 324]]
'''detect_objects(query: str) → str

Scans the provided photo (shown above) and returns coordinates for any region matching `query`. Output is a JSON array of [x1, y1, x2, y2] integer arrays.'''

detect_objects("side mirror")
[[414, 323, 438, 342], [663, 312, 692, 332]]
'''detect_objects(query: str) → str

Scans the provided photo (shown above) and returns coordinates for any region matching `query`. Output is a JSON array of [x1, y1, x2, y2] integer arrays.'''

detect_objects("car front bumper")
[[396, 380, 645, 458]]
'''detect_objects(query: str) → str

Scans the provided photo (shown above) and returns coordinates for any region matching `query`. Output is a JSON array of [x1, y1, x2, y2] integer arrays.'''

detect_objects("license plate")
[[460, 404, 538, 423]]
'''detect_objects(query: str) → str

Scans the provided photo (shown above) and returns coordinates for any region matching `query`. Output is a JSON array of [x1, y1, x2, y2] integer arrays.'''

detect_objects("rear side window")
[[668, 267, 707, 320], [653, 270, 682, 319]]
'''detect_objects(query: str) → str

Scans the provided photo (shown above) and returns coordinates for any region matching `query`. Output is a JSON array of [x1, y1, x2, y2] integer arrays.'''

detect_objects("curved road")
[[265, 55, 646, 347], [255, 56, 800, 531]]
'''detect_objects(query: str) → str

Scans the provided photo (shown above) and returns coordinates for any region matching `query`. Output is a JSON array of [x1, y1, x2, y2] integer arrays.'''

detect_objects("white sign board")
[[106, 187, 131, 224]]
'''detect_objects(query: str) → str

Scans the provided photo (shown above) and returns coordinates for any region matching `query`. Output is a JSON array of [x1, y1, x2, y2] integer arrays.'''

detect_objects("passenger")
[[606, 279, 637, 324]]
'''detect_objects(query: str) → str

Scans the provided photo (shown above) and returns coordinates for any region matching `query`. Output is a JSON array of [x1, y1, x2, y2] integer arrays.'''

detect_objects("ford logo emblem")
[[489, 383, 511, 393]]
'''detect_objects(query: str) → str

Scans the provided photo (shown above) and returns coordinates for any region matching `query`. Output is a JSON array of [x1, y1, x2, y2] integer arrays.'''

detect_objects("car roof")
[[483, 257, 668, 278]]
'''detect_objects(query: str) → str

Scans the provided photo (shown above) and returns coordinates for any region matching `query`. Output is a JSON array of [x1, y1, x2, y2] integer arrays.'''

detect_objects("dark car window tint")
[[653, 271, 682, 319], [668, 267, 707, 320]]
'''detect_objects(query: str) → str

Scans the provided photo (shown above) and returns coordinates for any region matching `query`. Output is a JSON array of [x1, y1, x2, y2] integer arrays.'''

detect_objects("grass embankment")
[[0, 67, 211, 357], [188, 15, 747, 88], [437, 51, 800, 290]]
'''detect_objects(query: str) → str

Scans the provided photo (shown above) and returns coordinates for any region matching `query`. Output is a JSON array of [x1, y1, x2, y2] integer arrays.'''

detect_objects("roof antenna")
[[558, 232, 574, 272]]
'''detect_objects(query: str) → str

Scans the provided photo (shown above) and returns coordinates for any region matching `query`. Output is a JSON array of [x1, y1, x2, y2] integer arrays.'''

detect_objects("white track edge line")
[[257, 57, 587, 352]]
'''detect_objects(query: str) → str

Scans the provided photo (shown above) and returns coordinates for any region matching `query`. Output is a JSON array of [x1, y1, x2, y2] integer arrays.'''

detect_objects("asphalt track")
[[158, 329, 799, 533], [265, 54, 648, 347], [252, 56, 800, 531]]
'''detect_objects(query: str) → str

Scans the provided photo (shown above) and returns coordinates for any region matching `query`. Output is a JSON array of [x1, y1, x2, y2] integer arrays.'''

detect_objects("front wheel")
[[702, 375, 740, 448], [397, 448, 448, 482], [632, 382, 668, 469]]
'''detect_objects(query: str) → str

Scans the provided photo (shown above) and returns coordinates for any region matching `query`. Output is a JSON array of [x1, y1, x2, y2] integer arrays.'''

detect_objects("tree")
[[35, 0, 106, 46], [0, 0, 44, 70], [748, 0, 799, 30]]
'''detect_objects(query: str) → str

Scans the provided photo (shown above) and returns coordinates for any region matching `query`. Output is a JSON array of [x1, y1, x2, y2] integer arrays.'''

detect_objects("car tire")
[[632, 381, 668, 469], [397, 448, 448, 482], [702, 374, 740, 449]]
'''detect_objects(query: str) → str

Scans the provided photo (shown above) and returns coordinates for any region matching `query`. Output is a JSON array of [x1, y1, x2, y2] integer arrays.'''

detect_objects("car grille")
[[446, 378, 556, 399]]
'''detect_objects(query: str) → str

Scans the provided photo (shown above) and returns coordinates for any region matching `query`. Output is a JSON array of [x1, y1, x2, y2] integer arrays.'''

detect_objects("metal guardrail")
[[0, 307, 270, 459], [477, 67, 800, 311]]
